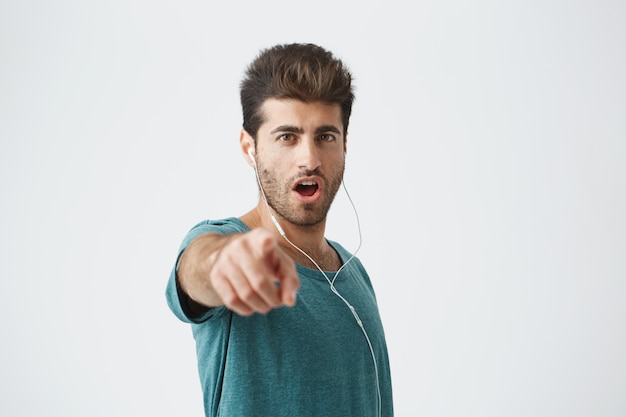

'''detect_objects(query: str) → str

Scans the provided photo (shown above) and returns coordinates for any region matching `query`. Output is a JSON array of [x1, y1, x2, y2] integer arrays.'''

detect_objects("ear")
[[240, 130, 255, 167], [343, 132, 348, 157]]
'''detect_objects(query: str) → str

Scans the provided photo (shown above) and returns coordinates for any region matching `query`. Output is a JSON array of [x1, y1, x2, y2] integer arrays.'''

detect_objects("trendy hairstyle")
[[240, 43, 355, 139]]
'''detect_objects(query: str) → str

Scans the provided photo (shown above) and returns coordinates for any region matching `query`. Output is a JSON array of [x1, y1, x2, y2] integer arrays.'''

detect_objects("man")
[[166, 43, 393, 417]]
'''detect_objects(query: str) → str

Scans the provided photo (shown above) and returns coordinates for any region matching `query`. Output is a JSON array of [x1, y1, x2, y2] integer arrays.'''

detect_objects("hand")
[[207, 228, 300, 316]]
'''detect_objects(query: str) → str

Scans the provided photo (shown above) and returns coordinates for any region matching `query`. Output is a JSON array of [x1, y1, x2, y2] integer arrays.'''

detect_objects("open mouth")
[[295, 180, 319, 197]]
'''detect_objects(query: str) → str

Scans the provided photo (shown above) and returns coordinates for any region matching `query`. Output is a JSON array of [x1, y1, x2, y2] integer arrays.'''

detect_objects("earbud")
[[249, 142, 377, 414]]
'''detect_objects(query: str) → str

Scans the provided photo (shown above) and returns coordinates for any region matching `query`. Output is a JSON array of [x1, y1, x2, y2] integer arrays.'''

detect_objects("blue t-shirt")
[[166, 218, 393, 416]]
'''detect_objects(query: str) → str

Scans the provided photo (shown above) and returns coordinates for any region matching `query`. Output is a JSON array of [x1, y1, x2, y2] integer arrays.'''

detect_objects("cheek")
[[260, 163, 288, 188], [331, 155, 346, 172]]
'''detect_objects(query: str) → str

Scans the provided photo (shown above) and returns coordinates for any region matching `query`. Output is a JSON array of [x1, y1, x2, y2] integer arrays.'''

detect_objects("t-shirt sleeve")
[[165, 218, 246, 324]]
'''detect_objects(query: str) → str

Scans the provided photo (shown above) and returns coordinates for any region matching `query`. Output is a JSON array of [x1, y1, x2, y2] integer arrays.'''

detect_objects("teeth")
[[299, 181, 317, 186]]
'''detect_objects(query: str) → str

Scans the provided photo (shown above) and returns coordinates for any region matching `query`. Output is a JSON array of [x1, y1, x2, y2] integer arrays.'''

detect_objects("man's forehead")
[[259, 98, 343, 131]]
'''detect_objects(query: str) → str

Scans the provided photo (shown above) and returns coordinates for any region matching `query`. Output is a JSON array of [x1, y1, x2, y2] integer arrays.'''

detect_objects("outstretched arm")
[[177, 228, 300, 317]]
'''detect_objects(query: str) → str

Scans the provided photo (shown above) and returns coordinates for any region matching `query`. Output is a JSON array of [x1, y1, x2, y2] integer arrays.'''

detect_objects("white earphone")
[[247, 145, 380, 416]]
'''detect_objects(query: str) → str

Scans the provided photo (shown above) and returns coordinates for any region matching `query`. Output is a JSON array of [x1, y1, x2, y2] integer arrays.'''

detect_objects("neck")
[[240, 204, 340, 271], [280, 238, 340, 271]]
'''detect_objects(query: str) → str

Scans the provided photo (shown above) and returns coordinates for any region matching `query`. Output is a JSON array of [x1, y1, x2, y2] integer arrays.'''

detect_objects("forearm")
[[177, 233, 238, 311]]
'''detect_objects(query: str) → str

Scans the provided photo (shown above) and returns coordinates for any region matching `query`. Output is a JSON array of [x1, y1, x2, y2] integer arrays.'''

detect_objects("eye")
[[278, 133, 296, 142], [319, 134, 336, 142]]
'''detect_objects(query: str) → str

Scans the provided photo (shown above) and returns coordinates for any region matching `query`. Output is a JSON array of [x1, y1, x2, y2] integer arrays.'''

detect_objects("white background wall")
[[1, 1, 625, 416]]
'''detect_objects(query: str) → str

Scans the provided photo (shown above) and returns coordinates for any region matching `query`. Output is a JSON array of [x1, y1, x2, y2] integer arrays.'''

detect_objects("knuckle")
[[222, 292, 239, 307], [248, 274, 267, 291], [238, 286, 255, 301]]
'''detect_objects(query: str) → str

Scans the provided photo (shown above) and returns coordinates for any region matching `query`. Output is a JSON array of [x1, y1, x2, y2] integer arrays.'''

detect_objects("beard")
[[258, 163, 344, 228]]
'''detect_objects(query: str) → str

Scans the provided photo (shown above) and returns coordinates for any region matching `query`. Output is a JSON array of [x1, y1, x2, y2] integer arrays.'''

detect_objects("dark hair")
[[240, 43, 355, 139]]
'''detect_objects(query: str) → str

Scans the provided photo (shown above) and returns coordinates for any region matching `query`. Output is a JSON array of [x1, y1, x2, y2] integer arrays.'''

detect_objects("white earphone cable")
[[254, 162, 381, 417]]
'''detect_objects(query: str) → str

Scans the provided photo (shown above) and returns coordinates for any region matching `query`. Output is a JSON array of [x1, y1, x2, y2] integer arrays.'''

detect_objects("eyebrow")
[[270, 125, 303, 134], [269, 125, 341, 135]]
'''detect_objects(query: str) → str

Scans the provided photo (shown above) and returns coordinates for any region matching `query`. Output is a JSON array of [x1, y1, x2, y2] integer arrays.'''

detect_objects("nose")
[[296, 139, 321, 171]]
